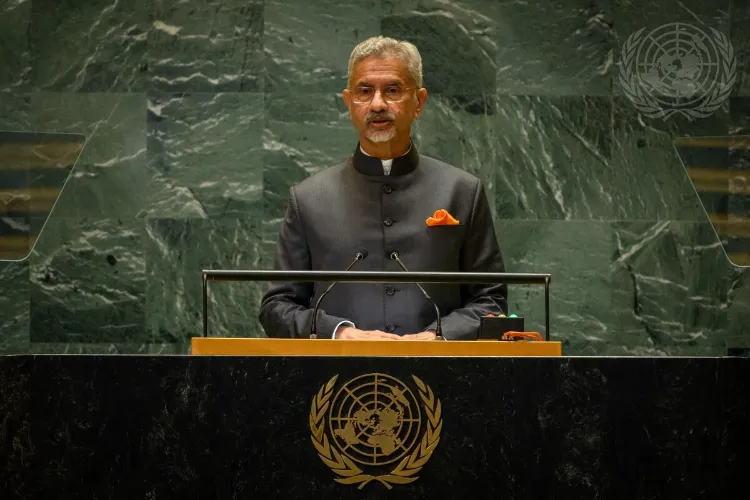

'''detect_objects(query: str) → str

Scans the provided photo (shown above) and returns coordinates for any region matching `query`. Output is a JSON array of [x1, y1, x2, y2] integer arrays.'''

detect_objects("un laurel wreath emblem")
[[309, 373, 442, 489], [618, 22, 736, 120]]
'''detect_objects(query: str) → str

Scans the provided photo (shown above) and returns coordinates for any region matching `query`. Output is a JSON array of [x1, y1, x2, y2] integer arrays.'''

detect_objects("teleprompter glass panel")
[[0, 131, 85, 261], [675, 135, 750, 267]]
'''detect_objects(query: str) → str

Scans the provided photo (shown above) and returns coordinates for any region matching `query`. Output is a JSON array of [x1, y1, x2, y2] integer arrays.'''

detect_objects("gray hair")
[[347, 36, 423, 88]]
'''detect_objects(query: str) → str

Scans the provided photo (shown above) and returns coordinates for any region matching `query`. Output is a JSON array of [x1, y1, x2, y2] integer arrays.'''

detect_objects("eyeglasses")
[[350, 86, 414, 104]]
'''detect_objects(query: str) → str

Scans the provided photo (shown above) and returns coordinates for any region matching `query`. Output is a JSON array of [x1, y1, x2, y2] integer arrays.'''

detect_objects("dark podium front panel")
[[0, 355, 747, 499]]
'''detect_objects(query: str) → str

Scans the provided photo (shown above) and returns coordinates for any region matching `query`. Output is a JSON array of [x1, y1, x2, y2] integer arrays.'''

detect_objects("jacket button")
[[384, 217, 393, 227], [385, 286, 395, 295], [385, 323, 395, 332], [382, 184, 392, 194]]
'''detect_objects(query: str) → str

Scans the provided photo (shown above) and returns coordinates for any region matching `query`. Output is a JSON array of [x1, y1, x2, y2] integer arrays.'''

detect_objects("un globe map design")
[[638, 24, 718, 102], [329, 373, 421, 466]]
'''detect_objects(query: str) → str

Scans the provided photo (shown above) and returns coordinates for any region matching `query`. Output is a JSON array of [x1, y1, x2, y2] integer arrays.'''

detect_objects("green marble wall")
[[0, 0, 748, 355]]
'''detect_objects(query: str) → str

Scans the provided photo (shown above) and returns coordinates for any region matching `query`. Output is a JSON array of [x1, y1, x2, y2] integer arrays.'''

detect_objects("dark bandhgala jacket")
[[258, 141, 508, 340]]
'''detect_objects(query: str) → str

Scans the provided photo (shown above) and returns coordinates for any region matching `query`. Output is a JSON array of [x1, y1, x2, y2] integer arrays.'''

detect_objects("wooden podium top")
[[190, 337, 562, 357]]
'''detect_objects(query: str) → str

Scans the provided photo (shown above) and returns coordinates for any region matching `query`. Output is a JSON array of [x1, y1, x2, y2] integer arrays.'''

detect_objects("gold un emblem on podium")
[[309, 373, 442, 489]]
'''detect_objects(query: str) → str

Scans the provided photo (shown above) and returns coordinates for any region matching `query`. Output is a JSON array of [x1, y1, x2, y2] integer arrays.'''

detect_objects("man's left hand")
[[400, 331, 437, 341]]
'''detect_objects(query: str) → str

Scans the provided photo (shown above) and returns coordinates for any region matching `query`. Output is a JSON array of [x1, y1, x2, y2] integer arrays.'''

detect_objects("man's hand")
[[400, 331, 437, 341], [336, 326, 401, 340]]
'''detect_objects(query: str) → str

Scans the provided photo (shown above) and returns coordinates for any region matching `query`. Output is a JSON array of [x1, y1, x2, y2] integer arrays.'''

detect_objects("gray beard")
[[364, 127, 397, 143]]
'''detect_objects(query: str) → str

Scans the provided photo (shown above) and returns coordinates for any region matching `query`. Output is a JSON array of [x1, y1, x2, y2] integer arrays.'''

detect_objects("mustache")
[[365, 111, 396, 123]]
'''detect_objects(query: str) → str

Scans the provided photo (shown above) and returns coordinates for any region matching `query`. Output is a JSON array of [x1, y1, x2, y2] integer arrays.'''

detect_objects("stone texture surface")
[[145, 217, 264, 344], [29, 0, 148, 92], [264, 0, 381, 92], [148, 0, 264, 92], [732, 0, 750, 96], [0, 355, 746, 498], [0, 0, 31, 92]]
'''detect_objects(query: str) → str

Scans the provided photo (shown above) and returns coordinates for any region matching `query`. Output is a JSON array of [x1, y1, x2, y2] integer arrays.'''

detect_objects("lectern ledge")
[[190, 337, 562, 356]]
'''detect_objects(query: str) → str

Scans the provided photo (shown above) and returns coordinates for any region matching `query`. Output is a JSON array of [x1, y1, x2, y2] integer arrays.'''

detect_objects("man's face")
[[343, 56, 426, 146]]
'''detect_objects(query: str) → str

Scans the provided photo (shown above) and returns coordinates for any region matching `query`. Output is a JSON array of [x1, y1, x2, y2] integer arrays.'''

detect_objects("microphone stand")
[[390, 252, 442, 338], [310, 252, 367, 339]]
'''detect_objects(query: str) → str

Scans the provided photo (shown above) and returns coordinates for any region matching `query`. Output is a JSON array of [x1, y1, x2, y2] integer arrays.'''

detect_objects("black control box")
[[478, 316, 525, 340]]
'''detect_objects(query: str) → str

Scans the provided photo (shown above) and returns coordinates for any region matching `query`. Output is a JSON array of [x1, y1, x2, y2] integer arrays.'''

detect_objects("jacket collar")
[[352, 140, 419, 176]]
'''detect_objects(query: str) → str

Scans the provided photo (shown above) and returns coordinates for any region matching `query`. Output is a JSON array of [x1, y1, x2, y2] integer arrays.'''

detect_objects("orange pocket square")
[[426, 209, 460, 226]]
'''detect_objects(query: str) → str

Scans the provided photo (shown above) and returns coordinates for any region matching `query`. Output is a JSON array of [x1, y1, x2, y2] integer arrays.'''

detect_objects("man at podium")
[[259, 36, 507, 341]]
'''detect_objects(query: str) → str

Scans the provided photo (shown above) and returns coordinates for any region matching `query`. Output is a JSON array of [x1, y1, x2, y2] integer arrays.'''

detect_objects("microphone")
[[310, 250, 368, 339], [389, 251, 442, 338]]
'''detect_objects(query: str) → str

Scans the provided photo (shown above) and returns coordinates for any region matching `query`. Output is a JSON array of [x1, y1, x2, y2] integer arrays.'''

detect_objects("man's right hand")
[[336, 326, 401, 340]]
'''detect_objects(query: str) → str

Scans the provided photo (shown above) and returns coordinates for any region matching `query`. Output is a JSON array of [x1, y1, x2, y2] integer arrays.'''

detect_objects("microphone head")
[[357, 250, 369, 260]]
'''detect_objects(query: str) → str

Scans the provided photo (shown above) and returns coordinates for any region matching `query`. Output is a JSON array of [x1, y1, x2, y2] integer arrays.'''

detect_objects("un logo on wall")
[[309, 373, 442, 489], [618, 22, 736, 120]]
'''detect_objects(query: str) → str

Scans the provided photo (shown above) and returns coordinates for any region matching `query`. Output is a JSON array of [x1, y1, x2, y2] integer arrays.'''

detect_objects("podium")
[[190, 337, 563, 356], [0, 351, 745, 498]]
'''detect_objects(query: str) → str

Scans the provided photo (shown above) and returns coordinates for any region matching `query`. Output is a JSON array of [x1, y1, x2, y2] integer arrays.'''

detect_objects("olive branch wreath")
[[618, 26, 736, 120], [309, 375, 442, 490]]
